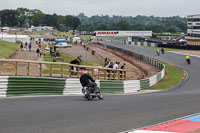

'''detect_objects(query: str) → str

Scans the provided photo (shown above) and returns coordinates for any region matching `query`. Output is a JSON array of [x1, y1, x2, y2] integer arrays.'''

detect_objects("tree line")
[[0, 8, 187, 33], [0, 8, 81, 31], [78, 13, 187, 33]]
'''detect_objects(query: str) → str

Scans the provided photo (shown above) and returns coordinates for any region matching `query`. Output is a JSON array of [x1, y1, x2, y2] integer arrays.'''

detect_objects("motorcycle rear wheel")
[[85, 89, 93, 100]]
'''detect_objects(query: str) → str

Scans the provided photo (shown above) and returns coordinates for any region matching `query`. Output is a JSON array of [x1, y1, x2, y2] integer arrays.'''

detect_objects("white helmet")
[[83, 71, 88, 74]]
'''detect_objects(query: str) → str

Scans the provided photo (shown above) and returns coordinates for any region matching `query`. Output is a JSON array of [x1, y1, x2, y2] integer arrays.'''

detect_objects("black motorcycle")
[[186, 59, 191, 64], [82, 86, 104, 100]]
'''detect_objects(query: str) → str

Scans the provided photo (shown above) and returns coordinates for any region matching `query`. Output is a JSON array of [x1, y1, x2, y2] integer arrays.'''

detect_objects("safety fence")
[[0, 59, 126, 80], [111, 39, 158, 47]]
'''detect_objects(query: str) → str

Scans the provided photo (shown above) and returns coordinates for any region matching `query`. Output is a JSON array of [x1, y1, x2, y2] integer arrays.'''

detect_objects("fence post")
[[15, 62, 18, 76], [27, 62, 30, 76], [39, 63, 42, 77], [104, 69, 106, 80], [50, 64, 52, 77], [61, 64, 63, 77], [69, 65, 72, 78], [118, 70, 120, 80], [109, 70, 111, 80]]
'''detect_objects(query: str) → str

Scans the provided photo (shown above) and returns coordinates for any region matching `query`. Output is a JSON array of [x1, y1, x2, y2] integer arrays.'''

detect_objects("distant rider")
[[80, 70, 97, 93], [186, 55, 190, 60], [186, 55, 191, 64]]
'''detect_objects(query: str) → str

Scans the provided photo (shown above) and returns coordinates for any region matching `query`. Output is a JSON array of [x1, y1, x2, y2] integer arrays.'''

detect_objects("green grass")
[[143, 46, 181, 51], [0, 40, 20, 58], [53, 31, 73, 38], [148, 63, 185, 90], [80, 35, 91, 41]]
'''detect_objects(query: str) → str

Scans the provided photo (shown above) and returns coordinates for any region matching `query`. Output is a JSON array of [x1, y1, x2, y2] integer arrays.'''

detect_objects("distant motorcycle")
[[186, 59, 191, 64], [82, 86, 104, 100]]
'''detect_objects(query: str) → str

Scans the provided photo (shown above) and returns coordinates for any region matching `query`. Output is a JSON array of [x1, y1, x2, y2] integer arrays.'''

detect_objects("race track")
[[0, 41, 200, 133]]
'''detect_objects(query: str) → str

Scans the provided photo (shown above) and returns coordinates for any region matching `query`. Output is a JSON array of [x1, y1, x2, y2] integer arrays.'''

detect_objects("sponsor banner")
[[95, 31, 152, 37]]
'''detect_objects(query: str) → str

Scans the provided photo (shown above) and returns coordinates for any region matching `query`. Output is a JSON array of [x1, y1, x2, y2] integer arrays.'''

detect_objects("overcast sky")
[[0, 0, 199, 17]]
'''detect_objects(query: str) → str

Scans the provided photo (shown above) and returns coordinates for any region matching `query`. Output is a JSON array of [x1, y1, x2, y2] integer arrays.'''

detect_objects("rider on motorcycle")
[[186, 55, 190, 60], [186, 55, 191, 64], [80, 70, 97, 93]]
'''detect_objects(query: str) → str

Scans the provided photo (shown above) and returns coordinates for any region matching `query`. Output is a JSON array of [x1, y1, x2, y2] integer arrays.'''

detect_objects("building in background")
[[187, 14, 200, 37]]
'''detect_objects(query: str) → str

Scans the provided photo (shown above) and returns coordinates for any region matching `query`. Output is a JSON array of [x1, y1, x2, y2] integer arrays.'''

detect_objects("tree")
[[0, 9, 18, 27], [64, 15, 81, 31], [116, 20, 131, 30]]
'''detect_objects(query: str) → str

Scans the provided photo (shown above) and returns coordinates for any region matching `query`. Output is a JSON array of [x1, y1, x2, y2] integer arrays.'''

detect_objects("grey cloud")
[[0, 0, 200, 17]]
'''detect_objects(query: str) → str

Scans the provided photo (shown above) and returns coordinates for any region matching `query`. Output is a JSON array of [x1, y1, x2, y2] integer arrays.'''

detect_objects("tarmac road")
[[0, 41, 200, 133]]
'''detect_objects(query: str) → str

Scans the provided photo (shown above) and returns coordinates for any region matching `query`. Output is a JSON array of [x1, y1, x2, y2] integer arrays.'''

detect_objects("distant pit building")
[[187, 14, 200, 37]]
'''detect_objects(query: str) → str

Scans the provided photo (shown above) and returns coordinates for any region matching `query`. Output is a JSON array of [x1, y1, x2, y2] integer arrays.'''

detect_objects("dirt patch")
[[91, 44, 160, 80]]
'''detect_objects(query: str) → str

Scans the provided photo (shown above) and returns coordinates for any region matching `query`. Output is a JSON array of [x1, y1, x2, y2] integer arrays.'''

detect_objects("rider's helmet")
[[83, 70, 88, 74]]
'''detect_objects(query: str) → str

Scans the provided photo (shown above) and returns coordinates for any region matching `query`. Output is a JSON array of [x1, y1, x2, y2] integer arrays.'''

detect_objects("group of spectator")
[[20, 41, 32, 52], [103, 57, 126, 80], [104, 57, 126, 70]]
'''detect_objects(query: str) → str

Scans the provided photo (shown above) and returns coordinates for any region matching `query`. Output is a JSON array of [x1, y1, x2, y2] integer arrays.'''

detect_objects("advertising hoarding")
[[95, 31, 152, 37]]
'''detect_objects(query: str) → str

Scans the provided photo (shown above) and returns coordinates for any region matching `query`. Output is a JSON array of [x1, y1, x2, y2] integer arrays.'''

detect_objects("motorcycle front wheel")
[[97, 92, 104, 99]]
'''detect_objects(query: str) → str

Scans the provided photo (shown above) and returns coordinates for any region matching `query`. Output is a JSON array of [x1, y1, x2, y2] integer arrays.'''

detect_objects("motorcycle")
[[186, 59, 191, 64], [82, 86, 104, 100]]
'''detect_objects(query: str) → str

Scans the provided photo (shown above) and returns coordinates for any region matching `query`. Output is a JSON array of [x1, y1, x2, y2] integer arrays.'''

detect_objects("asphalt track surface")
[[1, 41, 200, 133]]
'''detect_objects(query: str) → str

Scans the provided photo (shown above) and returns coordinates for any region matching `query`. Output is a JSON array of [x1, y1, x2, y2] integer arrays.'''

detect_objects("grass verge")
[[148, 62, 185, 90], [0, 40, 20, 58]]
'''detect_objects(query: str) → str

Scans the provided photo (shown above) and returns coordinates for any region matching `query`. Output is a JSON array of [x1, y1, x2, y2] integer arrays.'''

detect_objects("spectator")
[[121, 63, 126, 69], [77, 55, 82, 64], [70, 58, 80, 75], [28, 42, 32, 52], [104, 58, 110, 68], [50, 46, 53, 54], [56, 50, 60, 57], [20, 42, 23, 51], [25, 41, 28, 50], [107, 62, 113, 79], [113, 62, 120, 69], [36, 48, 40, 58], [120, 63, 126, 80]]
